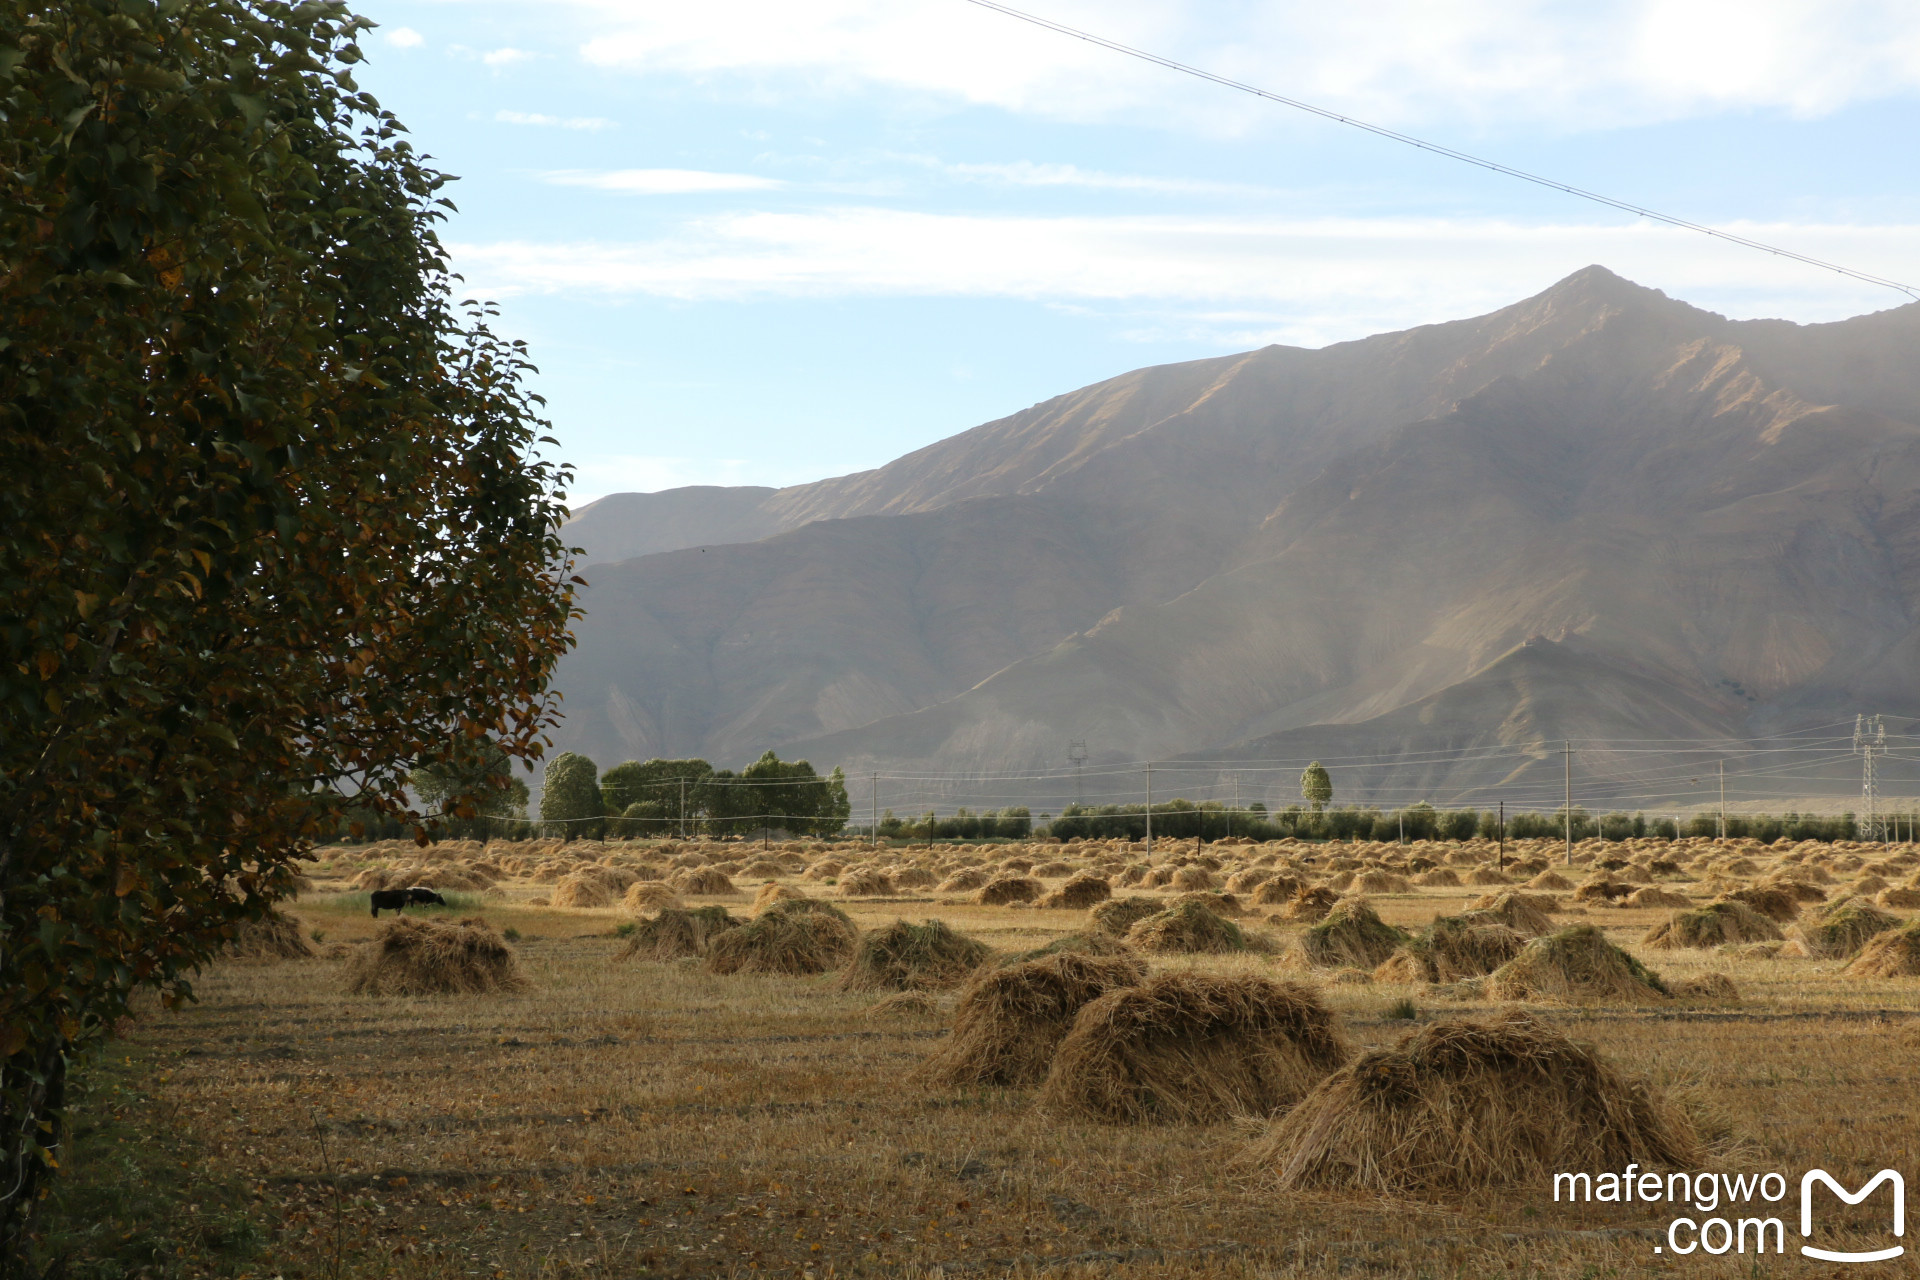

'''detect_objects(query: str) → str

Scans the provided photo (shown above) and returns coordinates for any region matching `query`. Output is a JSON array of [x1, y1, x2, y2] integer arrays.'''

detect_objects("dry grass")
[[1797, 897, 1902, 959], [620, 880, 682, 913], [344, 916, 529, 996], [1722, 884, 1802, 922], [1485, 925, 1668, 1003], [1124, 899, 1252, 954], [1642, 900, 1782, 950], [1295, 899, 1405, 970], [705, 899, 859, 976], [1038, 973, 1350, 1124], [1845, 920, 1920, 976], [1248, 1012, 1700, 1195], [837, 918, 991, 991], [1088, 895, 1163, 936], [975, 875, 1043, 905], [669, 866, 739, 896], [1467, 890, 1556, 937], [1375, 912, 1526, 983], [1037, 873, 1113, 909], [614, 905, 739, 961], [1282, 885, 1340, 922], [225, 909, 315, 961], [915, 951, 1146, 1088]]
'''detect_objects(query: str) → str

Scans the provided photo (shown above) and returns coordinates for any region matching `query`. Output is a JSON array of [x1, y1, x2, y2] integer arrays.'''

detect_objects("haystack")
[[1170, 890, 1248, 917], [1468, 891, 1556, 938], [670, 867, 739, 896], [890, 866, 939, 889], [1844, 921, 1920, 977], [704, 899, 859, 976], [1798, 898, 1902, 959], [622, 881, 683, 914], [1465, 867, 1511, 886], [1573, 879, 1630, 904], [1032, 860, 1077, 878], [1354, 870, 1411, 894], [1412, 868, 1460, 887], [1124, 899, 1250, 954], [1226, 868, 1274, 894], [937, 868, 991, 893], [1623, 887, 1692, 910], [739, 858, 788, 879], [227, 909, 315, 961], [1671, 973, 1740, 1001], [1484, 926, 1668, 1002], [804, 859, 845, 881], [1039, 974, 1350, 1124], [1642, 901, 1781, 950], [838, 919, 991, 991], [753, 881, 808, 910], [1723, 885, 1800, 922], [1374, 912, 1526, 984], [1250, 876, 1305, 905], [1283, 886, 1340, 923], [997, 932, 1135, 966], [1248, 1012, 1700, 1194], [916, 951, 1148, 1088], [834, 868, 894, 897], [1881, 886, 1920, 909], [345, 917, 528, 995], [1296, 900, 1405, 970], [549, 872, 617, 908], [1090, 896, 1164, 936], [1038, 874, 1113, 910], [1527, 870, 1574, 891], [616, 905, 741, 961], [1170, 866, 1217, 892], [976, 875, 1043, 906]]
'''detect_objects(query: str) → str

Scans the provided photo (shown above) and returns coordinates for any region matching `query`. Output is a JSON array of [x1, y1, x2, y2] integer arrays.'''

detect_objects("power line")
[[955, 0, 1920, 302]]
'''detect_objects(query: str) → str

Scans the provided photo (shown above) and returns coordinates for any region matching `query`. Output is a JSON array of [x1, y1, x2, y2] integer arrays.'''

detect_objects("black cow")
[[370, 885, 448, 917]]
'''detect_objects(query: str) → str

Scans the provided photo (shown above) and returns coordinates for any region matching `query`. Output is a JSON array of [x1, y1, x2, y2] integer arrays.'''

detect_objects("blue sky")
[[349, 0, 1920, 503]]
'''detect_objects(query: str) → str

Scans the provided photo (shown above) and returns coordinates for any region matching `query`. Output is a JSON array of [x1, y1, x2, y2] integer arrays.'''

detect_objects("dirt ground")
[[43, 839, 1920, 1279]]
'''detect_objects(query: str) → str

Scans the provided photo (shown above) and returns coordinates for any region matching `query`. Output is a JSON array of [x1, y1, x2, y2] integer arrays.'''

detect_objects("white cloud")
[[496, 110, 614, 131], [447, 208, 1920, 346], [482, 46, 534, 67], [539, 168, 785, 194], [933, 159, 1262, 195], [384, 25, 424, 49], [564, 0, 1920, 132]]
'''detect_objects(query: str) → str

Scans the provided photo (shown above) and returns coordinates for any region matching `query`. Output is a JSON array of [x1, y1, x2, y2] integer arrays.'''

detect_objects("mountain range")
[[550, 267, 1920, 815]]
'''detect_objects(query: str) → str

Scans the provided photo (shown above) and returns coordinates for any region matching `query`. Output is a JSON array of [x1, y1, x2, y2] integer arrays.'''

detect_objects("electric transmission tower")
[[1067, 739, 1088, 804], [1855, 714, 1887, 843]]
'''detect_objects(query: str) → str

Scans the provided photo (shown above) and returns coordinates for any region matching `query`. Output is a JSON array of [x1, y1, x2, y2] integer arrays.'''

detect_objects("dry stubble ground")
[[38, 865, 1920, 1280]]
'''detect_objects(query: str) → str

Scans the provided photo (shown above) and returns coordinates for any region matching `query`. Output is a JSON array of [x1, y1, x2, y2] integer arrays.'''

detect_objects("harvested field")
[[1845, 920, 1920, 976], [1642, 900, 1783, 949], [704, 900, 859, 976], [344, 916, 529, 996], [1124, 900, 1251, 954], [1088, 895, 1163, 936], [837, 918, 991, 991], [1797, 898, 1902, 959], [615, 905, 740, 961], [975, 875, 1043, 905], [1038, 872, 1113, 909], [1038, 974, 1350, 1124], [1486, 925, 1668, 1003], [916, 951, 1147, 1088], [1295, 899, 1405, 970]]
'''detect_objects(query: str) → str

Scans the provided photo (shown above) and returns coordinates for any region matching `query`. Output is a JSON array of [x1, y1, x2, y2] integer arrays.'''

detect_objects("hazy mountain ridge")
[[552, 268, 1920, 805]]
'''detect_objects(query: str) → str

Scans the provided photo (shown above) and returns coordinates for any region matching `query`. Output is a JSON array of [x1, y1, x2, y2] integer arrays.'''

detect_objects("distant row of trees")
[[539, 751, 851, 839]]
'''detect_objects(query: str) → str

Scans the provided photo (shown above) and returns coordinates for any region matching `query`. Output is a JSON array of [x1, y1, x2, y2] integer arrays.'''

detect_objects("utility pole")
[[1497, 800, 1505, 870], [871, 771, 878, 850], [678, 776, 686, 841], [1145, 762, 1153, 857], [1563, 741, 1573, 865], [1717, 761, 1726, 840], [1855, 714, 1887, 843], [1068, 740, 1088, 805]]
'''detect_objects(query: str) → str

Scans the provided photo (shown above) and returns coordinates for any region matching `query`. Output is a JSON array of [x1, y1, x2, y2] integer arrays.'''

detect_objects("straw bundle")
[[1484, 926, 1668, 1003], [915, 951, 1147, 1088], [1642, 901, 1781, 950], [704, 899, 859, 976], [345, 917, 528, 995]]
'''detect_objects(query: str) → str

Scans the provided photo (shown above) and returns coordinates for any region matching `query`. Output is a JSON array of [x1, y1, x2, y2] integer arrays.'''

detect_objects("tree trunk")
[[0, 1038, 68, 1277]]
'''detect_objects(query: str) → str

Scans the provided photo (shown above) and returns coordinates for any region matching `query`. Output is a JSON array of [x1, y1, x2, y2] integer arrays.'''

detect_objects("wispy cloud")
[[482, 46, 535, 68], [384, 25, 423, 49], [566, 0, 1920, 132], [448, 208, 1920, 345], [496, 110, 615, 131], [539, 168, 786, 194], [931, 159, 1265, 196]]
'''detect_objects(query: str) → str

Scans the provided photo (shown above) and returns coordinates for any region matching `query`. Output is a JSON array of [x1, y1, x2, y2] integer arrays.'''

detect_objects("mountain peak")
[[1533, 264, 1677, 312]]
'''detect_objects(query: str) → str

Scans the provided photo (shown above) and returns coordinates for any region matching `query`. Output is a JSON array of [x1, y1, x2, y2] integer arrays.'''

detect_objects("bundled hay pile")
[[1225, 868, 1273, 894], [937, 868, 991, 893], [1283, 886, 1340, 923], [705, 899, 859, 976], [1881, 886, 1920, 909], [1844, 921, 1920, 976], [551, 871, 618, 908], [670, 867, 739, 896], [1671, 973, 1740, 1001], [1724, 885, 1801, 922], [1573, 879, 1631, 904], [622, 881, 683, 914], [890, 866, 939, 889], [1124, 899, 1251, 954], [1039, 974, 1351, 1124], [739, 858, 788, 879], [1643, 900, 1781, 950], [1171, 890, 1248, 918], [616, 905, 741, 961], [996, 932, 1135, 966], [1354, 870, 1411, 894], [1412, 868, 1460, 887], [1039, 874, 1114, 910], [1374, 913, 1526, 984], [1468, 891, 1556, 938], [838, 919, 991, 991], [804, 859, 845, 881], [976, 876, 1043, 906], [753, 882, 808, 910], [1032, 860, 1078, 878], [835, 868, 895, 897], [1251, 875, 1305, 906], [1798, 898, 1902, 959], [228, 909, 315, 961], [1623, 887, 1692, 910], [1465, 867, 1511, 886], [1527, 870, 1574, 891], [1295, 900, 1405, 970], [1089, 896, 1163, 936], [1170, 866, 1217, 892], [1248, 1012, 1700, 1194], [345, 917, 529, 995], [916, 951, 1148, 1088], [1485, 926, 1668, 1002]]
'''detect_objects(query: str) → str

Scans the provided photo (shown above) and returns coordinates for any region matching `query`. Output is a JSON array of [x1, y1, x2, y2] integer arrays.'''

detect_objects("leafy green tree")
[[601, 758, 713, 835], [412, 740, 531, 839], [1300, 761, 1333, 813], [0, 0, 577, 1253], [701, 752, 849, 836], [540, 753, 604, 840]]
